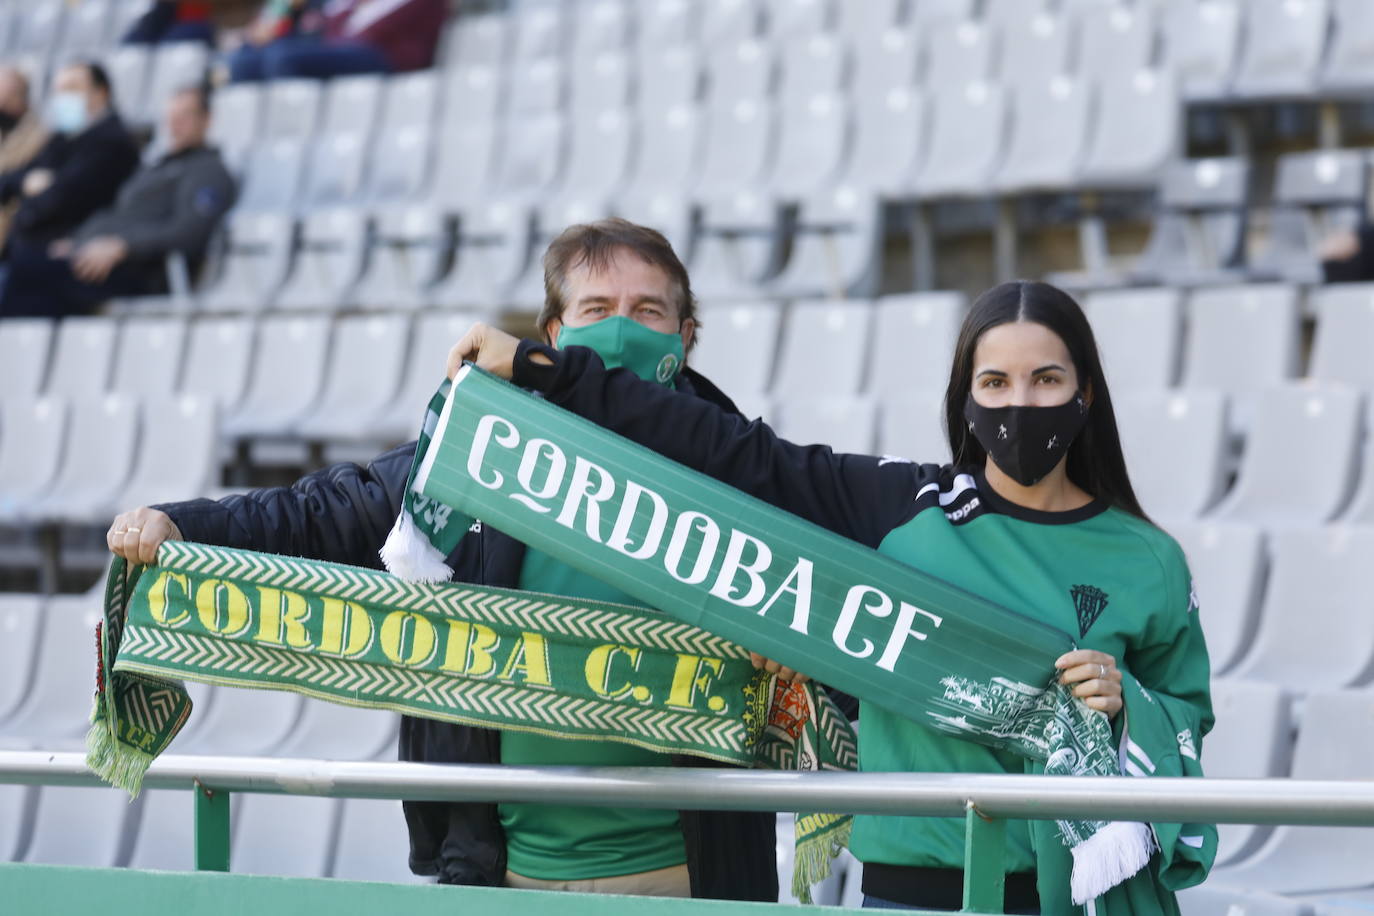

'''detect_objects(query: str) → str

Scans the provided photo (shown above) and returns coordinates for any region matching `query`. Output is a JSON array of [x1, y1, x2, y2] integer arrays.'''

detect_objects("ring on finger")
[[1098, 663, 1107, 679], [126, 526, 142, 534]]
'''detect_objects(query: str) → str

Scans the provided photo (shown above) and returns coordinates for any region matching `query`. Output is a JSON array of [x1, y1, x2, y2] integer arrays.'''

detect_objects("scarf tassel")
[[1069, 819, 1156, 904], [380, 509, 454, 584]]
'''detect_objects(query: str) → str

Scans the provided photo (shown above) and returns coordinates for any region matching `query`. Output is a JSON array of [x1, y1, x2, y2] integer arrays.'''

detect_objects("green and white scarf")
[[86, 542, 856, 899], [383, 368, 1155, 905]]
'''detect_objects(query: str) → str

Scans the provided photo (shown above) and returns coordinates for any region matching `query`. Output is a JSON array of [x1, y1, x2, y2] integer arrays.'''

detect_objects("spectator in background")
[[0, 62, 140, 267], [0, 67, 50, 252], [227, 0, 446, 82], [123, 1, 217, 47], [0, 86, 235, 318], [1320, 227, 1374, 283]]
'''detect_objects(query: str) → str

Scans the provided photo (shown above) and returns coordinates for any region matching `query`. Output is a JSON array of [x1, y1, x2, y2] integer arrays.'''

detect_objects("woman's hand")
[[749, 651, 810, 685], [1055, 648, 1122, 719], [446, 323, 528, 381], [106, 507, 182, 565]]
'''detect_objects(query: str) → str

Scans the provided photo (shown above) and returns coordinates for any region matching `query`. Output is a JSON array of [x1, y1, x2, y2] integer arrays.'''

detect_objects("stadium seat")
[[621, 101, 702, 205], [771, 92, 852, 202], [43, 316, 117, 397], [1198, 679, 1293, 866], [353, 205, 453, 310], [923, 19, 996, 88], [273, 207, 371, 310], [431, 121, 499, 211], [1230, 0, 1330, 99], [688, 300, 782, 397], [1077, 68, 1179, 188], [638, 0, 698, 49], [1313, 891, 1374, 916], [1335, 401, 1374, 523], [1178, 886, 1309, 916], [0, 594, 42, 726], [867, 292, 965, 397], [208, 84, 264, 176], [839, 84, 926, 197], [124, 790, 197, 871], [0, 593, 105, 741], [278, 700, 399, 760], [366, 71, 441, 202], [1322, 0, 1374, 92], [767, 0, 834, 38], [700, 0, 762, 47], [298, 133, 371, 210], [911, 82, 1008, 198], [982, 0, 1052, 27], [21, 785, 138, 867], [494, 111, 565, 197], [836, 0, 903, 37], [1076, 3, 1157, 81], [909, 0, 975, 29], [695, 97, 777, 200], [12, 0, 65, 56], [1133, 160, 1252, 286], [852, 24, 921, 98], [296, 314, 410, 442], [508, 55, 564, 116], [773, 300, 874, 397], [60, 0, 115, 56], [141, 41, 209, 125], [573, 0, 632, 58], [1161, 0, 1243, 101], [179, 315, 255, 409], [429, 199, 534, 308], [637, 43, 702, 110], [111, 315, 188, 396], [178, 686, 303, 757], [616, 188, 697, 266], [999, 11, 1074, 84], [878, 391, 949, 463], [775, 395, 878, 453], [779, 32, 849, 102], [232, 794, 340, 878], [233, 138, 308, 213], [0, 318, 53, 397], [0, 397, 68, 520], [1210, 687, 1374, 891], [443, 13, 509, 69], [103, 45, 151, 119], [261, 78, 324, 142], [570, 51, 631, 114], [1167, 521, 1267, 675], [221, 314, 332, 439], [26, 393, 139, 523], [993, 75, 1092, 193], [511, 4, 565, 61], [332, 799, 422, 882], [537, 106, 634, 230], [770, 186, 886, 299], [692, 192, 783, 300], [1251, 150, 1369, 285], [118, 394, 219, 509], [0, 779, 30, 862], [1183, 284, 1303, 408], [1230, 526, 1374, 692], [374, 309, 491, 442], [441, 63, 504, 125], [1083, 287, 1184, 389], [1115, 389, 1230, 520]]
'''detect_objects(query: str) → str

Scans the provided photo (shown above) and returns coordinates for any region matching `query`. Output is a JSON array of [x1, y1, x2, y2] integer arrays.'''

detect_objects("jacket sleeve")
[[16, 128, 139, 233], [511, 340, 925, 549], [116, 154, 237, 259], [154, 442, 416, 570]]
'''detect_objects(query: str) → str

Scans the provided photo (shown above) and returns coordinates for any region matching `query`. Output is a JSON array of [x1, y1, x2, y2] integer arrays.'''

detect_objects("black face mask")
[[0, 112, 18, 134], [963, 392, 1090, 487]]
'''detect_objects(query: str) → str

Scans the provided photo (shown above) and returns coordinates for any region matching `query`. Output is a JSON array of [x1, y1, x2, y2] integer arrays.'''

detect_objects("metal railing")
[[4, 751, 1374, 913]]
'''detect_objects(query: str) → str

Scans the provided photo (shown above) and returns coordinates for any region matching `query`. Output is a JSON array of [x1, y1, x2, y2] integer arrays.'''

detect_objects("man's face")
[[164, 92, 208, 152], [546, 249, 695, 353], [53, 66, 101, 117]]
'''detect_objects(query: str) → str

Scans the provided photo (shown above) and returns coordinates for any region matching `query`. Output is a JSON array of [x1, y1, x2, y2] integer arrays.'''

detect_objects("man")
[[0, 62, 139, 265], [107, 219, 778, 901], [0, 85, 235, 318], [0, 67, 49, 251]]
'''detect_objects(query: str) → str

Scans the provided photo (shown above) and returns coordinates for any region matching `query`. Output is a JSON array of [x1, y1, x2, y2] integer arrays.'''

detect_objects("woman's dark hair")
[[944, 280, 1149, 521]]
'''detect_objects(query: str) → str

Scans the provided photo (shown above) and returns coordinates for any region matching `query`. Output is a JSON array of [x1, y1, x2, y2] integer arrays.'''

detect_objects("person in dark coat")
[[0, 84, 235, 318], [106, 220, 780, 902]]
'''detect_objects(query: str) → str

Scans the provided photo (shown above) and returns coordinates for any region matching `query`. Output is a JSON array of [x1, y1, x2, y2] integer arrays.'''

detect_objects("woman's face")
[[969, 320, 1080, 408]]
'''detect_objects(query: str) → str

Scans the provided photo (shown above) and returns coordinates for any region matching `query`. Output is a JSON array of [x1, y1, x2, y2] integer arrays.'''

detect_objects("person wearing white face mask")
[[0, 60, 138, 288]]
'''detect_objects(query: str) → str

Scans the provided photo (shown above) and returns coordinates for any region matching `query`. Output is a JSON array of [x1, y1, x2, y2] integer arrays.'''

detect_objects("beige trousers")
[[504, 862, 692, 897]]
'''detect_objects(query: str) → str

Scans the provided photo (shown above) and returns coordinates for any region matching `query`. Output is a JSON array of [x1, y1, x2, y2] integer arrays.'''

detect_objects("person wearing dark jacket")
[[0, 84, 234, 318], [105, 220, 779, 901]]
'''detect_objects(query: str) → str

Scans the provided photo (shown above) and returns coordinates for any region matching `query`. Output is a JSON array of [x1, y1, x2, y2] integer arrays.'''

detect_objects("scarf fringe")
[[1069, 819, 1155, 904], [85, 714, 150, 798], [380, 510, 454, 583], [792, 816, 852, 904]]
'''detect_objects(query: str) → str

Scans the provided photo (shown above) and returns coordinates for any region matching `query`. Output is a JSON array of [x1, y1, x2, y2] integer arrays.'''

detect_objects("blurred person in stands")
[[0, 85, 235, 319], [0, 62, 139, 270], [1319, 226, 1374, 283], [0, 67, 49, 252], [227, 0, 445, 82], [123, 1, 217, 47], [105, 220, 779, 902]]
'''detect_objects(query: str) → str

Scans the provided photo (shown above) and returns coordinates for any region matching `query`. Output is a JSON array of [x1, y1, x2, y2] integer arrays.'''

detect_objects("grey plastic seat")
[[637, 43, 701, 111], [299, 131, 371, 208], [494, 112, 565, 197], [1083, 287, 1183, 389], [508, 55, 563, 116], [1213, 386, 1362, 527], [779, 32, 849, 102], [1178, 887, 1309, 916], [353, 204, 452, 310], [0, 594, 105, 741], [0, 780, 29, 862], [233, 137, 308, 213], [539, 107, 633, 224], [574, 0, 631, 57], [700, 0, 762, 46], [994, 75, 1092, 193], [695, 97, 776, 200], [923, 19, 996, 89], [13, 0, 65, 54], [867, 292, 965, 397], [1231, 0, 1330, 99], [103, 46, 151, 118], [1077, 3, 1159, 81], [638, 0, 698, 48], [441, 63, 503, 125], [768, 0, 834, 38], [771, 93, 851, 201], [0, 318, 53, 397], [999, 11, 1074, 84], [332, 799, 421, 882], [1161, 0, 1242, 101], [1322, 0, 1374, 92], [1167, 522, 1267, 675], [853, 25, 921, 98], [1210, 687, 1374, 891], [0, 595, 43, 726], [615, 189, 697, 265], [687, 301, 782, 397], [273, 207, 371, 310], [141, 41, 209, 124], [1182, 284, 1302, 411], [44, 316, 117, 397], [207, 84, 263, 175], [367, 71, 440, 202], [61, 0, 114, 55], [878, 390, 949, 463], [111, 316, 188, 395], [1078, 68, 1180, 188], [119, 394, 218, 509], [841, 86, 926, 196], [27, 393, 140, 523], [770, 185, 886, 299], [22, 785, 138, 867], [375, 309, 491, 441], [278, 699, 399, 760], [836, 0, 904, 37], [707, 37, 775, 104], [124, 790, 196, 871], [622, 103, 702, 200], [909, 0, 975, 28], [176, 686, 303, 756], [512, 4, 565, 61], [221, 314, 332, 439], [981, 0, 1052, 27], [0, 397, 68, 520], [1231, 527, 1374, 692], [911, 82, 1008, 198], [773, 300, 875, 397], [261, 78, 323, 142], [570, 52, 630, 114], [1133, 159, 1251, 286], [432, 121, 499, 210], [444, 13, 509, 68], [1252, 150, 1369, 285], [1115, 389, 1229, 520], [181, 315, 255, 408], [776, 395, 878, 454], [296, 313, 410, 441], [692, 191, 783, 300], [1340, 401, 1374, 523], [232, 794, 340, 877], [429, 199, 533, 309]]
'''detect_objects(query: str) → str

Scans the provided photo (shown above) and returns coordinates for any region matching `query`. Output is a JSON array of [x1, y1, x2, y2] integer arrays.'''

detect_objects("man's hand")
[[48, 239, 73, 259], [72, 236, 129, 284], [106, 508, 182, 565], [446, 322, 531, 380], [22, 168, 53, 197], [749, 651, 810, 685]]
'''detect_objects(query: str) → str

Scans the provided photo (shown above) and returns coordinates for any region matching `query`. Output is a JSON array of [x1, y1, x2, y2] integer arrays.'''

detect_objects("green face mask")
[[556, 316, 685, 387]]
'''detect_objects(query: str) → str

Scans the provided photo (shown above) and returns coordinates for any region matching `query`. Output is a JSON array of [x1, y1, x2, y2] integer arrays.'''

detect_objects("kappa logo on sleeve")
[[1069, 584, 1109, 637]]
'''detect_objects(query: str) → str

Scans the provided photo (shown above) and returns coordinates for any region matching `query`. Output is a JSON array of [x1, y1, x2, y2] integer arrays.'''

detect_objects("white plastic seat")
[[22, 786, 137, 867], [1178, 887, 1309, 916], [119, 394, 218, 509], [1339, 401, 1374, 523], [778, 32, 848, 102], [124, 790, 195, 871], [1167, 522, 1267, 676], [768, 0, 834, 39], [508, 56, 563, 116], [574, 0, 632, 57], [1211, 687, 1374, 891], [0, 397, 68, 520], [638, 0, 698, 49], [0, 318, 53, 397], [332, 799, 421, 882], [621, 103, 701, 201], [142, 41, 209, 124], [637, 44, 701, 110], [981, 0, 1052, 27], [691, 192, 783, 300], [1078, 68, 1179, 188], [0, 594, 104, 741], [841, 86, 926, 196], [700, 0, 761, 46], [221, 315, 332, 439], [44, 316, 117, 397], [103, 46, 151, 121], [911, 82, 1008, 198], [836, 0, 903, 37], [1083, 287, 1183, 389], [0, 781, 29, 862], [999, 12, 1074, 84], [878, 391, 949, 464], [261, 78, 323, 142], [773, 300, 875, 397], [706, 37, 775, 105], [61, 0, 114, 55], [1231, 527, 1374, 693], [1323, 0, 1374, 92], [111, 316, 188, 395], [494, 113, 565, 197], [0, 595, 43, 726], [444, 13, 509, 69], [375, 309, 491, 442], [687, 301, 782, 397], [28, 394, 139, 523], [181, 316, 255, 409], [512, 5, 565, 61], [274, 207, 371, 310], [430, 199, 533, 309], [232, 795, 339, 878], [695, 97, 776, 200], [1077, 3, 1158, 81], [176, 686, 303, 757], [1182, 284, 1302, 405], [353, 204, 452, 310], [1253, 151, 1370, 285], [278, 700, 399, 760], [771, 93, 852, 202], [923, 19, 996, 88], [570, 52, 630, 114], [299, 131, 371, 208], [441, 64, 503, 125], [910, 0, 975, 28], [1115, 389, 1229, 520], [367, 71, 441, 202], [1231, 0, 1330, 99], [540, 107, 633, 221], [296, 314, 410, 441], [615, 189, 696, 265], [853, 26, 921, 99], [1131, 158, 1250, 286], [994, 75, 1092, 193], [1161, 0, 1242, 101], [770, 186, 886, 300], [432, 121, 499, 210], [867, 292, 965, 397], [775, 395, 878, 454], [233, 137, 308, 213], [207, 84, 263, 175], [12, 0, 65, 54]]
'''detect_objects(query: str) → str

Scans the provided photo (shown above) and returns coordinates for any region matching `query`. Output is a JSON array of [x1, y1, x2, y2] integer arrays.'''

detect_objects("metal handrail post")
[[193, 781, 231, 872], [962, 803, 1006, 914]]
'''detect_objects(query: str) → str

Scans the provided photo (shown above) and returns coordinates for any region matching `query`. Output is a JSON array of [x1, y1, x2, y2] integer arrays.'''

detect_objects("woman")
[[451, 280, 1215, 913]]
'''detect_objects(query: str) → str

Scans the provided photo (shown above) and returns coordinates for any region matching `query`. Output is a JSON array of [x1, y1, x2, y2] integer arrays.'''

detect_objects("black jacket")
[[0, 111, 140, 248], [158, 368, 779, 902]]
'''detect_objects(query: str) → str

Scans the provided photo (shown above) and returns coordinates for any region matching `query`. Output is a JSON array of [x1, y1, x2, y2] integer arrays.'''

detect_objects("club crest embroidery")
[[1070, 584, 1110, 637]]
